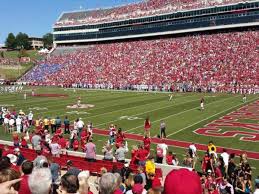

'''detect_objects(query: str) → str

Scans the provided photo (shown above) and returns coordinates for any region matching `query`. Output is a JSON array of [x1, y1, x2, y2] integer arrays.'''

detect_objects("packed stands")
[[0, 58, 20, 66], [0, 107, 258, 193], [55, 0, 250, 26], [22, 30, 259, 93]]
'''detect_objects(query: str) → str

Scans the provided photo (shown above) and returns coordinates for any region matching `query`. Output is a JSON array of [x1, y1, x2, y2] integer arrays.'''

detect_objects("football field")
[[0, 87, 259, 174]]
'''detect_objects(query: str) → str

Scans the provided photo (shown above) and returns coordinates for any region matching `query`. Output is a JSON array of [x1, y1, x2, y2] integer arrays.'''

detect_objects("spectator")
[[136, 145, 149, 166], [145, 156, 156, 176], [151, 177, 163, 194], [77, 118, 84, 139], [126, 175, 147, 194], [33, 150, 47, 168], [28, 168, 52, 194], [189, 143, 198, 169], [99, 173, 116, 194], [58, 174, 79, 194], [48, 156, 60, 190], [66, 160, 81, 177], [102, 144, 114, 161], [13, 148, 25, 166], [156, 138, 168, 164], [0, 179, 22, 194], [254, 180, 259, 194], [0, 168, 21, 191], [221, 148, 230, 174], [18, 160, 33, 194], [120, 163, 132, 183], [114, 173, 124, 194], [218, 178, 234, 194], [172, 154, 179, 166], [49, 139, 61, 157], [85, 139, 96, 162], [31, 133, 41, 150], [78, 171, 93, 194], [115, 142, 128, 163], [164, 169, 202, 194]]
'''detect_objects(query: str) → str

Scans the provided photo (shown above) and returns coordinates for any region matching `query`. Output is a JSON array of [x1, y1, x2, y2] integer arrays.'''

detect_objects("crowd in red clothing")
[[55, 0, 247, 26], [22, 30, 259, 93], [1, 106, 259, 193]]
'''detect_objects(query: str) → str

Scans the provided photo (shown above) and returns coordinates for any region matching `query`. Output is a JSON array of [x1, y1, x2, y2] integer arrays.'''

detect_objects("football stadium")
[[0, 0, 259, 193]]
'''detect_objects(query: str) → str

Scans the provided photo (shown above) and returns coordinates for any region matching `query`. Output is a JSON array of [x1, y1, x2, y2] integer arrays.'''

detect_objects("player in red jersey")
[[144, 117, 151, 137]]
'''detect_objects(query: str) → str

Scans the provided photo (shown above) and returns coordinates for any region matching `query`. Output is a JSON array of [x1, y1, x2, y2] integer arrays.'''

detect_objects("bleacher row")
[[0, 144, 163, 178], [55, 0, 248, 26]]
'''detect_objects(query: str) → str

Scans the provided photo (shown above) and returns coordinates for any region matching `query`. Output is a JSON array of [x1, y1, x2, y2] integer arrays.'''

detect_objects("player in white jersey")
[[243, 94, 247, 103], [23, 93, 27, 100], [200, 97, 205, 111], [77, 97, 81, 107], [169, 93, 173, 101]]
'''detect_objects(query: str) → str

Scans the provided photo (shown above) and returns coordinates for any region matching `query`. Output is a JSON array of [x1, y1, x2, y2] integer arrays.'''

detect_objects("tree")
[[0, 51, 4, 58], [16, 32, 31, 50], [5, 33, 16, 49], [42, 33, 53, 48]]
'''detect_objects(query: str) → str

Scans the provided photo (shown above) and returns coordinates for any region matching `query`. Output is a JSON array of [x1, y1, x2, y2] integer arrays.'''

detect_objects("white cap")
[[7, 154, 17, 164]]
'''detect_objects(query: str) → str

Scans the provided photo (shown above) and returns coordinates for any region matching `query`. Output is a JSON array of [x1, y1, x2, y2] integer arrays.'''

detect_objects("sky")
[[0, 0, 142, 44]]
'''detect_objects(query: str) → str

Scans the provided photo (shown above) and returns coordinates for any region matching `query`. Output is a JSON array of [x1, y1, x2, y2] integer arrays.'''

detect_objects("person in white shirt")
[[219, 178, 234, 194], [254, 182, 259, 194], [28, 111, 33, 126], [49, 140, 61, 157], [157, 139, 168, 164], [3, 116, 9, 133], [9, 118, 15, 132], [172, 154, 179, 166], [16, 116, 22, 133], [77, 118, 84, 139], [221, 148, 229, 173], [189, 143, 198, 169], [23, 93, 27, 100]]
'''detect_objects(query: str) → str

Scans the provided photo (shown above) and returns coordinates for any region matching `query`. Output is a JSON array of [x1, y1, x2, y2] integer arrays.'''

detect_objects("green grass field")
[[0, 50, 42, 80], [0, 87, 259, 176]]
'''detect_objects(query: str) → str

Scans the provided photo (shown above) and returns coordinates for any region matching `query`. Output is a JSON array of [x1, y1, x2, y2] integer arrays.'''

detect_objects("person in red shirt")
[[2, 145, 12, 156], [58, 135, 68, 155], [130, 145, 138, 165], [20, 133, 28, 148], [136, 145, 149, 166], [55, 127, 63, 136], [116, 128, 125, 149], [202, 153, 210, 173], [143, 135, 151, 152], [166, 151, 174, 165], [144, 117, 151, 137], [12, 132, 20, 147], [19, 160, 33, 194], [73, 138, 79, 151], [208, 183, 219, 194]]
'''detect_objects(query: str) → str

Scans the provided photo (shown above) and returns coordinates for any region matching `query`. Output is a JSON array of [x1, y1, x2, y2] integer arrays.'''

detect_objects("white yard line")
[[72, 93, 197, 120], [94, 96, 232, 129], [167, 97, 259, 137], [125, 95, 239, 133]]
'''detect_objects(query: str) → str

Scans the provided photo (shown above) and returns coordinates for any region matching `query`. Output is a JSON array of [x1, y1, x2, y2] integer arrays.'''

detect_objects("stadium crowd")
[[55, 0, 248, 26], [22, 30, 259, 94], [0, 58, 20, 66], [1, 107, 259, 194]]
